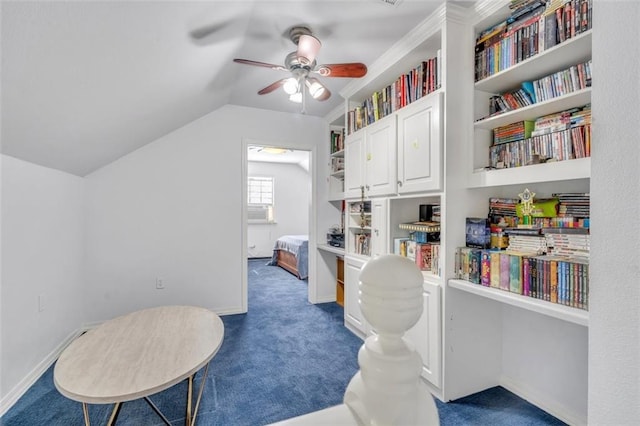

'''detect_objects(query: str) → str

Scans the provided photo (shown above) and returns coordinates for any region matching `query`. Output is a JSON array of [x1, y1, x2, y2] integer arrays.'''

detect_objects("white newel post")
[[344, 254, 440, 425]]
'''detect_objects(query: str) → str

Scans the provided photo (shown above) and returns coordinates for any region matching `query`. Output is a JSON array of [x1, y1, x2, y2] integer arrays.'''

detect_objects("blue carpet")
[[1, 258, 565, 425]]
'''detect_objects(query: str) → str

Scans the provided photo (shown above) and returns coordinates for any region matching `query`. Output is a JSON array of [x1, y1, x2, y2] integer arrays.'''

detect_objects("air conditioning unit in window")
[[248, 205, 274, 223]]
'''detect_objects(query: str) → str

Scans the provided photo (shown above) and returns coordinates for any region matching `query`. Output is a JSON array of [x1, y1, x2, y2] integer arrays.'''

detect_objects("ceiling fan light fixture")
[[260, 147, 292, 155], [283, 77, 299, 95], [289, 92, 303, 103], [297, 34, 321, 65], [308, 80, 325, 99]]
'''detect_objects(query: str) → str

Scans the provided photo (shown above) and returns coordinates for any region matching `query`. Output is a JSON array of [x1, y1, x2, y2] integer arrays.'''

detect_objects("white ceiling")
[[1, 0, 461, 176]]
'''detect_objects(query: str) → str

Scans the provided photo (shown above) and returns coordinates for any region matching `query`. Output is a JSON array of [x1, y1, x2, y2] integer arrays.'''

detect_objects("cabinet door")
[[405, 279, 441, 388], [365, 116, 397, 197], [344, 131, 365, 199], [397, 93, 442, 193], [344, 256, 366, 335], [370, 198, 388, 258]]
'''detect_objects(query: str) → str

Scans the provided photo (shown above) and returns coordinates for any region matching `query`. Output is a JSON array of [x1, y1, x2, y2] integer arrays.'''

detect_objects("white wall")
[[589, 2, 640, 424], [247, 161, 310, 258], [1, 155, 85, 406], [83, 105, 326, 322]]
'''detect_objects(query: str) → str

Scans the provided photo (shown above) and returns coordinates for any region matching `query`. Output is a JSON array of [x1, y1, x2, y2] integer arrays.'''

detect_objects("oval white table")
[[54, 305, 224, 426]]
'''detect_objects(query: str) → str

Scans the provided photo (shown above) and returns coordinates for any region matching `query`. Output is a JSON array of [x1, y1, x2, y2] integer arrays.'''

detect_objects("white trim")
[[242, 138, 316, 307], [500, 375, 586, 426], [0, 329, 83, 417]]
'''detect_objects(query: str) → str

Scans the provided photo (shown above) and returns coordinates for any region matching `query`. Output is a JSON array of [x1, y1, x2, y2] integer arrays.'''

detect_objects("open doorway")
[[242, 142, 312, 311]]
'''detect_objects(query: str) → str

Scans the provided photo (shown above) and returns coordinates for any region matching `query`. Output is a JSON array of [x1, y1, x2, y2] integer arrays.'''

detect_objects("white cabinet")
[[344, 116, 397, 199], [364, 116, 397, 197], [344, 255, 366, 336], [405, 279, 441, 388], [397, 93, 443, 194], [369, 198, 388, 258], [344, 131, 365, 199]]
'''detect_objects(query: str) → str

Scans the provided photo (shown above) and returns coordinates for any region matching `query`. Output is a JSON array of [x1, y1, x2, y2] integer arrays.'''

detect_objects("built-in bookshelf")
[[446, 1, 593, 423], [472, 25, 592, 183], [324, 2, 592, 421], [328, 119, 346, 200], [346, 52, 441, 134], [347, 199, 371, 257]]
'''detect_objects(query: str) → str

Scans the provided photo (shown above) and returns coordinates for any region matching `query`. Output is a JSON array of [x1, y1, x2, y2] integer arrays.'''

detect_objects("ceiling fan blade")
[[315, 63, 367, 78], [296, 34, 321, 65], [306, 78, 331, 101], [233, 59, 286, 72], [258, 79, 289, 95]]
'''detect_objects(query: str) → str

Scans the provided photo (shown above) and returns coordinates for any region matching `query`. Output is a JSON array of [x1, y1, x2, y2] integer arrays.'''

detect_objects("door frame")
[[240, 137, 317, 312]]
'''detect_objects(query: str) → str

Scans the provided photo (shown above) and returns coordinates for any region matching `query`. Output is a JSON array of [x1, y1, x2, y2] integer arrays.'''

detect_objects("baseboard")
[[0, 328, 83, 417], [499, 375, 587, 426], [313, 295, 338, 304]]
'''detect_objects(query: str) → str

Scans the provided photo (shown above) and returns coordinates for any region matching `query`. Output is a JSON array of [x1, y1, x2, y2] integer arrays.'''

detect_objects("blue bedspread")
[[268, 235, 309, 279]]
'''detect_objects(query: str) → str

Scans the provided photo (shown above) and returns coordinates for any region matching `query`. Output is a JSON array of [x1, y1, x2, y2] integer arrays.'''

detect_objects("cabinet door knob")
[[398, 181, 403, 186], [366, 185, 370, 190]]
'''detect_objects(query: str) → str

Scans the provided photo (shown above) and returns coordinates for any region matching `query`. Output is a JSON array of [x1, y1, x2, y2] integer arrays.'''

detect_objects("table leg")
[[143, 397, 172, 425], [183, 363, 211, 426], [82, 402, 91, 426], [106, 402, 122, 426], [186, 374, 193, 425]]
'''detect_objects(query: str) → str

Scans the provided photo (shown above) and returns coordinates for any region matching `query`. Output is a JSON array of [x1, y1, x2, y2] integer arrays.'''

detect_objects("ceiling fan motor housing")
[[288, 26, 313, 45]]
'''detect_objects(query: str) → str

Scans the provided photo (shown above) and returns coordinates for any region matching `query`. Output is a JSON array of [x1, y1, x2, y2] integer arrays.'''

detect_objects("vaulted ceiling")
[[2, 0, 464, 176]]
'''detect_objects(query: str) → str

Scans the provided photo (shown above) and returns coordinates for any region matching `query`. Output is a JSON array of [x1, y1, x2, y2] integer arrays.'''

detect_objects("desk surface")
[[54, 305, 224, 404]]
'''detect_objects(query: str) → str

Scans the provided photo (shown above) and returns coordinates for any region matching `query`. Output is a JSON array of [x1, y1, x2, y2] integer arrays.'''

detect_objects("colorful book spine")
[[490, 251, 501, 288], [509, 254, 523, 294], [481, 250, 491, 286], [499, 253, 510, 291], [522, 256, 531, 296]]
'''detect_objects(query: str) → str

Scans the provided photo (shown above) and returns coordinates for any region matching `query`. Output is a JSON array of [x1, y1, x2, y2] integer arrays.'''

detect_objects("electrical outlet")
[[156, 278, 165, 290]]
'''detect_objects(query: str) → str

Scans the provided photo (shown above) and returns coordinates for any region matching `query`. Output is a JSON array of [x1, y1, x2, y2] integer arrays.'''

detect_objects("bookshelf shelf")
[[475, 30, 592, 95], [331, 170, 345, 178], [468, 157, 590, 188], [474, 88, 592, 130], [317, 244, 345, 256], [448, 279, 589, 327]]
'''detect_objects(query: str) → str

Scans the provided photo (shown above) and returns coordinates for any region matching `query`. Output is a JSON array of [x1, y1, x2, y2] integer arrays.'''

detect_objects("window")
[[248, 176, 275, 223]]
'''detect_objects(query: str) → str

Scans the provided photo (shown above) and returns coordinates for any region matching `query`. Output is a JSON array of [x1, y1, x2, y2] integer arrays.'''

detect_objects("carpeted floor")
[[1, 258, 566, 425]]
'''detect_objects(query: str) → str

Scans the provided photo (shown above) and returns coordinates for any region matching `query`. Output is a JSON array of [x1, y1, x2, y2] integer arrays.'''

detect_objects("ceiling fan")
[[233, 26, 367, 107]]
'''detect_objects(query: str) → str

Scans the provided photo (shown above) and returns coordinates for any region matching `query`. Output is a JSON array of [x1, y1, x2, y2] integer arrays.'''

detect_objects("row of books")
[[533, 105, 591, 136], [455, 248, 589, 310], [488, 194, 590, 228], [493, 120, 534, 145], [555, 192, 590, 217], [475, 0, 593, 81], [484, 60, 591, 119], [396, 239, 440, 275], [530, 60, 591, 103], [347, 52, 441, 134], [490, 122, 591, 169], [546, 232, 590, 258], [330, 129, 345, 154]]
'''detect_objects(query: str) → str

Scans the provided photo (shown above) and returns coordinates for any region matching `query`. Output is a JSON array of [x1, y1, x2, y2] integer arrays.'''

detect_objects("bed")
[[268, 235, 309, 280]]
